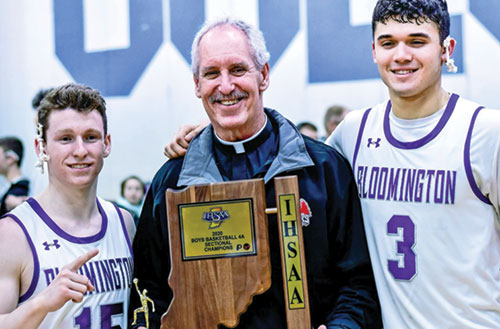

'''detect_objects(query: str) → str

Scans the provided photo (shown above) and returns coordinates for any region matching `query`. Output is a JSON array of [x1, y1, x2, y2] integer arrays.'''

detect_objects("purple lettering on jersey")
[[116, 258, 126, 288], [41, 257, 133, 299], [404, 169, 417, 202], [109, 259, 121, 290], [377, 167, 389, 199], [83, 261, 99, 294], [357, 166, 369, 198], [387, 168, 400, 201], [368, 166, 380, 199], [356, 166, 363, 197], [434, 170, 445, 204], [357, 166, 457, 205], [93, 260, 105, 293], [445, 171, 457, 204], [126, 257, 134, 287], [44, 268, 56, 286], [100, 260, 115, 292], [399, 169, 407, 201], [121, 257, 131, 287], [415, 169, 426, 202], [425, 170, 435, 203]]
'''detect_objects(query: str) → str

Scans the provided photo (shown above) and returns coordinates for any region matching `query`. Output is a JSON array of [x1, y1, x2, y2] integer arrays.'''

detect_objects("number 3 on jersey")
[[387, 215, 416, 281]]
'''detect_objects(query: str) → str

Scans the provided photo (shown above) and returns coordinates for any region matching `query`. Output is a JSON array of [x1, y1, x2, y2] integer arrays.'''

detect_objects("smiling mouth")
[[392, 69, 418, 75], [219, 99, 240, 106], [70, 164, 90, 169], [210, 90, 249, 105]]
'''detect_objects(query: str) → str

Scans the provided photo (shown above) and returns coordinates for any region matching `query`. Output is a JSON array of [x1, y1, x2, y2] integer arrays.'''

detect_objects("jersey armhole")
[[2, 214, 40, 303], [352, 108, 372, 174], [113, 203, 134, 257], [464, 106, 492, 205]]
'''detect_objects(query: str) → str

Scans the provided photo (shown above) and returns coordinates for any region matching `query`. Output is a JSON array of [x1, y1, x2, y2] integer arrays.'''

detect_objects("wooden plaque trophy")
[[160, 176, 310, 329]]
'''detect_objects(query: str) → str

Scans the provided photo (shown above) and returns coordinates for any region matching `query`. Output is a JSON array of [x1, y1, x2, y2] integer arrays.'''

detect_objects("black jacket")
[[129, 109, 381, 329], [0, 178, 29, 216]]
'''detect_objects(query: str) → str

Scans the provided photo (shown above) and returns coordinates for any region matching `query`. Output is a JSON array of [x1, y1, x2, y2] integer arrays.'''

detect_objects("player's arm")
[[0, 216, 48, 328], [0, 217, 98, 329], [483, 110, 500, 214], [164, 119, 209, 159], [469, 108, 500, 214], [118, 207, 136, 242]]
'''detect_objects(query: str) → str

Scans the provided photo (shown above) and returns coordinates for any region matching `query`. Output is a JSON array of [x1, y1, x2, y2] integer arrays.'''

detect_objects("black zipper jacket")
[[129, 109, 381, 329]]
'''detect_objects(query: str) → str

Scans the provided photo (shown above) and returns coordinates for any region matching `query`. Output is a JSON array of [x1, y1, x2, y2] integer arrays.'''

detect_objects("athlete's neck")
[[390, 88, 450, 120], [36, 182, 101, 233]]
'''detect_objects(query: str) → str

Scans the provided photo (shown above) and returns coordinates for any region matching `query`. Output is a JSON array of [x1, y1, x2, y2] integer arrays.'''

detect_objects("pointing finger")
[[62, 249, 99, 272]]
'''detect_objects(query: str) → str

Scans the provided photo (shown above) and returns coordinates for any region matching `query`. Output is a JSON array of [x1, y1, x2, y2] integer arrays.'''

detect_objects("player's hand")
[[317, 325, 327, 329], [36, 249, 99, 312], [164, 120, 209, 159]]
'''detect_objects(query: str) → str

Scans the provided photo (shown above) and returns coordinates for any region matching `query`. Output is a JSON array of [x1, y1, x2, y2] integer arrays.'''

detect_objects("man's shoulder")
[[150, 157, 185, 194], [302, 136, 350, 169]]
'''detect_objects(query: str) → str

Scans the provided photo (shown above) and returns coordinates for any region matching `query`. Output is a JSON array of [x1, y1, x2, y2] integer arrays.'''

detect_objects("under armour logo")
[[42, 239, 61, 250], [367, 138, 381, 148]]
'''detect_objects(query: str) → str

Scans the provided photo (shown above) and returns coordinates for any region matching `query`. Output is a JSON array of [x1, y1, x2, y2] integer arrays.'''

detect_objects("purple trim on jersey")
[[26, 198, 108, 243], [0, 214, 41, 303], [112, 203, 134, 257], [464, 106, 492, 205], [384, 93, 459, 149], [352, 108, 372, 173]]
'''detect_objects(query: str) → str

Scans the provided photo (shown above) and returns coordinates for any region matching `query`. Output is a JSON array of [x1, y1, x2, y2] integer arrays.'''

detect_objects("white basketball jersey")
[[329, 94, 500, 328], [7, 197, 133, 329]]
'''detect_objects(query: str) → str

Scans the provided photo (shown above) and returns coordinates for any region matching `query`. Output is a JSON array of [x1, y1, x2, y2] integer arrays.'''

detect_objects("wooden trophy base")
[[161, 179, 271, 329]]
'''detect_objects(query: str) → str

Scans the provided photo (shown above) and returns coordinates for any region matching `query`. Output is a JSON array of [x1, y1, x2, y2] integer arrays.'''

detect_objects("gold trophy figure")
[[132, 278, 156, 329]]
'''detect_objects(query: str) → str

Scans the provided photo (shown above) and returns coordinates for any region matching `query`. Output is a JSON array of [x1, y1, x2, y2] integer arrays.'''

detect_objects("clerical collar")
[[214, 115, 270, 154]]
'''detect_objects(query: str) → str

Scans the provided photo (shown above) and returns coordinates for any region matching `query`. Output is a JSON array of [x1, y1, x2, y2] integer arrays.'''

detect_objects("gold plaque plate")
[[179, 198, 257, 260]]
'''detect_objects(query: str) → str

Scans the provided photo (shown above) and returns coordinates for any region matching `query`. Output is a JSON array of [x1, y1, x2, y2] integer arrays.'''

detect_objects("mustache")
[[209, 90, 249, 104]]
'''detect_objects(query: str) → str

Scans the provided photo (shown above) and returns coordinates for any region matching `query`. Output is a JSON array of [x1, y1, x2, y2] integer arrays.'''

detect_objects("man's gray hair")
[[191, 17, 271, 77]]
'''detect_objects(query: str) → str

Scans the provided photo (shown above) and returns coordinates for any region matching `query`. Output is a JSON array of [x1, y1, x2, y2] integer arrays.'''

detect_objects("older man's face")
[[194, 25, 269, 141]]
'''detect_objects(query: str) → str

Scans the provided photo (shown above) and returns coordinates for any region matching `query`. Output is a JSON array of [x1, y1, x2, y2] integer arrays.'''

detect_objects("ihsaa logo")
[[202, 207, 230, 229]]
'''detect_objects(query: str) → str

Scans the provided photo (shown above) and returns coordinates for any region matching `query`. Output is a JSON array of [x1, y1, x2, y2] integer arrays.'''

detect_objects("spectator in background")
[[322, 104, 349, 141], [296, 121, 319, 140], [0, 137, 29, 215], [116, 175, 145, 226]]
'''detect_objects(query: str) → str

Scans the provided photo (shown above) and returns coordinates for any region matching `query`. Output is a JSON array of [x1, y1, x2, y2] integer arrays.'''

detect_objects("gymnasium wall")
[[0, 0, 499, 200]]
